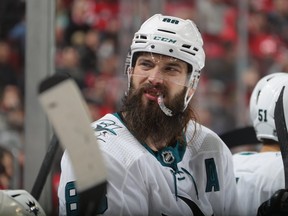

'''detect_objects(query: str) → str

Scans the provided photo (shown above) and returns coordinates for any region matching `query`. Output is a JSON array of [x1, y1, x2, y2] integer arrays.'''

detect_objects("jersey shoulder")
[[186, 121, 229, 154], [233, 151, 283, 173], [91, 113, 147, 168]]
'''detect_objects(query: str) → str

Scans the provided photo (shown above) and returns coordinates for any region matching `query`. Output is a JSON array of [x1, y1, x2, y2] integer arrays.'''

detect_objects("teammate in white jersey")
[[58, 14, 241, 216], [233, 72, 288, 216]]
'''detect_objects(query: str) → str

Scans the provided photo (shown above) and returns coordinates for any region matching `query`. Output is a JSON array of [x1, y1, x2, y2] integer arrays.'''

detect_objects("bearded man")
[[58, 14, 241, 216]]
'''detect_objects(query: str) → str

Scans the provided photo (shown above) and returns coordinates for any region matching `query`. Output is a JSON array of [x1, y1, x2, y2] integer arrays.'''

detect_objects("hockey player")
[[58, 14, 241, 215], [233, 72, 288, 216]]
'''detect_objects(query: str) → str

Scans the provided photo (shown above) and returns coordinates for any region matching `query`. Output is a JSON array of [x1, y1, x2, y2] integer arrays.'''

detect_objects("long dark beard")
[[121, 83, 193, 147]]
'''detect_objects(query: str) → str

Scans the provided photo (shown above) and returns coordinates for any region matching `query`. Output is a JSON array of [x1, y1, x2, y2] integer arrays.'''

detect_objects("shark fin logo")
[[26, 200, 40, 216], [94, 119, 122, 142]]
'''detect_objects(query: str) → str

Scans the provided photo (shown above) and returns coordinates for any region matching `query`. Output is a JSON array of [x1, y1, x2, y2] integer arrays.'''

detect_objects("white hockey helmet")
[[249, 72, 288, 142], [125, 14, 205, 111], [0, 189, 46, 215]]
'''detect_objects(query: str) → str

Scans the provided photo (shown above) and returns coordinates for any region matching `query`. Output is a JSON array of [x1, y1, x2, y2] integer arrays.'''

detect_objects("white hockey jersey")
[[233, 151, 285, 216], [58, 113, 241, 216]]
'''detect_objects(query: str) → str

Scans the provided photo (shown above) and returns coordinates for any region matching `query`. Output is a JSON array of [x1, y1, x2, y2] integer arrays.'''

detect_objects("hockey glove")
[[257, 189, 288, 216]]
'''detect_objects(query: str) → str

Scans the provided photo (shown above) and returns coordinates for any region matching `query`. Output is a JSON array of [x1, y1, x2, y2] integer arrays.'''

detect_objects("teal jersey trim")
[[113, 112, 186, 171], [113, 112, 122, 122], [238, 151, 257, 156], [143, 141, 186, 171]]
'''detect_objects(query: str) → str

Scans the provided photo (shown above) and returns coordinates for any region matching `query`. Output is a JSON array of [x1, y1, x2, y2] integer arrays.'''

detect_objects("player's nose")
[[147, 67, 164, 85]]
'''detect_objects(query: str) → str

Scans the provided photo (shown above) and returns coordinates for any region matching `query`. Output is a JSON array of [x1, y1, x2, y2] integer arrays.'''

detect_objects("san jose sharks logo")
[[93, 119, 122, 142], [26, 200, 40, 215]]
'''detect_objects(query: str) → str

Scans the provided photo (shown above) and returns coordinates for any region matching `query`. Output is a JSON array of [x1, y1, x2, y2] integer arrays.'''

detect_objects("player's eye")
[[138, 60, 154, 69], [163, 66, 181, 75]]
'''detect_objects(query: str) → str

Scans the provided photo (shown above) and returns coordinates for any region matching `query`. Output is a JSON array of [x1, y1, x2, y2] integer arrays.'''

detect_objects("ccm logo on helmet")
[[162, 18, 179, 24], [153, 36, 177, 44]]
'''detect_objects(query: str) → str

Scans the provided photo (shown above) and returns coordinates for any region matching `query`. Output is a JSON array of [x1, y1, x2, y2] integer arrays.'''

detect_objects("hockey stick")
[[38, 74, 107, 215], [274, 86, 288, 188], [31, 134, 59, 201], [30, 75, 70, 201]]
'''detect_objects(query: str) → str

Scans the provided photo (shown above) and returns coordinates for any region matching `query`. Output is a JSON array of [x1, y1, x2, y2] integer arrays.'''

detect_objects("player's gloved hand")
[[257, 189, 288, 216]]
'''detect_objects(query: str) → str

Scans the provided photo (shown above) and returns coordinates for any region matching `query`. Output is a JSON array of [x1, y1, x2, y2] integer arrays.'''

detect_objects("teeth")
[[146, 88, 160, 96]]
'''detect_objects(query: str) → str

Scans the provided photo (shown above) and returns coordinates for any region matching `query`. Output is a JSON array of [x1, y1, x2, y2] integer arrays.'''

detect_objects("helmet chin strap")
[[157, 94, 173, 116]]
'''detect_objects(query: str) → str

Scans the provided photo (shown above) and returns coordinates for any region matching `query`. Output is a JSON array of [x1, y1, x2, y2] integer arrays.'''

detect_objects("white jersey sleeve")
[[58, 113, 241, 216], [233, 151, 285, 216], [57, 150, 76, 216]]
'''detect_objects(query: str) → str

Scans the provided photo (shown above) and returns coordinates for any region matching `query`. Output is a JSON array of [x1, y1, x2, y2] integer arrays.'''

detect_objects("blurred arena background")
[[0, 0, 287, 214]]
